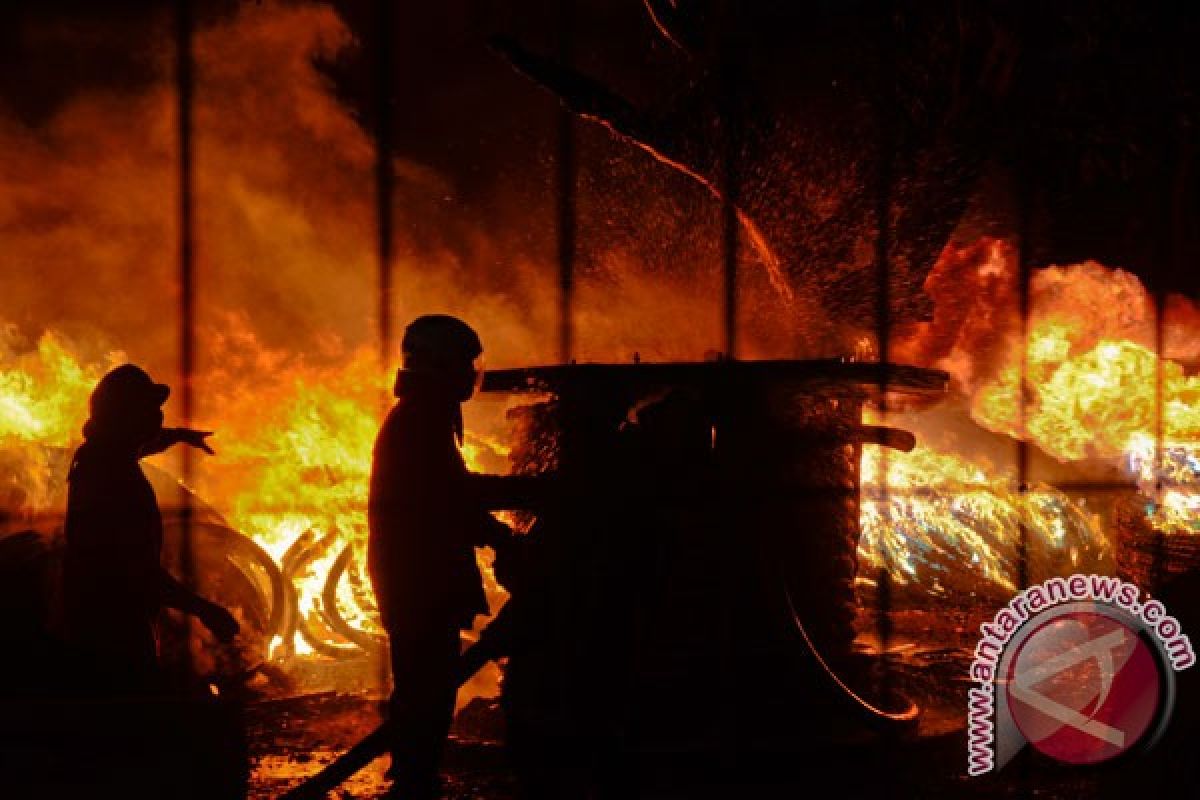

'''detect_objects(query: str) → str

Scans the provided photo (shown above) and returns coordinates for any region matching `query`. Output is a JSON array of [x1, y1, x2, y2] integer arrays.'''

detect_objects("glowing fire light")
[[1126, 434, 1200, 533], [0, 329, 117, 448], [0, 327, 510, 679], [857, 440, 1106, 598], [959, 255, 1200, 535], [198, 343, 512, 664], [2, 245, 1198, 644], [974, 338, 1200, 465]]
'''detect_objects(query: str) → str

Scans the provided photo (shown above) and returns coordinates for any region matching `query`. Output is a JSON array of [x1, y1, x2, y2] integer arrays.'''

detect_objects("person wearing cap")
[[62, 364, 239, 692], [368, 315, 516, 800]]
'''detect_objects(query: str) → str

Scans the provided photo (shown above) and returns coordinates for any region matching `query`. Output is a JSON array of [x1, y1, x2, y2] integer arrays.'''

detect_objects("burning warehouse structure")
[[1, 0, 1200, 798]]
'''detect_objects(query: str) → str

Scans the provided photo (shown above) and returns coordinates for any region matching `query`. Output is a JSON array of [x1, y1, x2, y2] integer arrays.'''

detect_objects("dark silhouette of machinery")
[[284, 357, 944, 799], [485, 358, 940, 794]]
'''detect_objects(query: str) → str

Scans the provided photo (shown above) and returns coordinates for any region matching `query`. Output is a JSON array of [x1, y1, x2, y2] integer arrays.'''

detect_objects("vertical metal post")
[[874, 4, 895, 677], [1149, 115, 1182, 594], [553, 0, 577, 748], [720, 71, 739, 360], [374, 0, 396, 692], [556, 0, 576, 364], [1011, 103, 1035, 799], [715, 17, 741, 765], [175, 0, 197, 656], [376, 0, 396, 370], [1015, 162, 1031, 593]]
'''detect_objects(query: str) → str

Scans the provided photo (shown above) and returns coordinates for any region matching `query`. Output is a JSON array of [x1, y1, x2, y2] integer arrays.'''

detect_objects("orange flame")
[[857, 416, 1108, 598], [0, 325, 510, 704]]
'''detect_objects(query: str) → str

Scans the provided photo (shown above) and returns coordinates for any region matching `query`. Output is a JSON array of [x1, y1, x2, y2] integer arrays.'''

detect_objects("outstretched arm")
[[141, 427, 215, 457]]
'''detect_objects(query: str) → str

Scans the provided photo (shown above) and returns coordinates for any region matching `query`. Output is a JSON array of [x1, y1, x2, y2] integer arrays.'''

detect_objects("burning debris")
[[2, 1, 1199, 797], [5, 236, 1200, 671], [857, 440, 1108, 600], [0, 335, 512, 699], [856, 239, 1200, 602], [1127, 437, 1200, 533]]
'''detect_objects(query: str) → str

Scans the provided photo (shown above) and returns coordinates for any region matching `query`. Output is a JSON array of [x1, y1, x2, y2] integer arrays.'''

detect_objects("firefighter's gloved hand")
[[141, 427, 216, 457], [200, 602, 240, 642], [176, 428, 216, 455]]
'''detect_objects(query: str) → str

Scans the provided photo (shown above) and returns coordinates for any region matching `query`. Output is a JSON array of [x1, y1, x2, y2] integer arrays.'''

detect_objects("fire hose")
[[275, 425, 923, 795], [275, 649, 489, 800], [276, 580, 918, 800], [779, 424, 921, 731], [781, 579, 920, 730]]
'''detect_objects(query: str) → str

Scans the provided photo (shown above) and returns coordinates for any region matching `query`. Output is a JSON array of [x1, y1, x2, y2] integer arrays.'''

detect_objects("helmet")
[[89, 364, 170, 418], [401, 315, 482, 368]]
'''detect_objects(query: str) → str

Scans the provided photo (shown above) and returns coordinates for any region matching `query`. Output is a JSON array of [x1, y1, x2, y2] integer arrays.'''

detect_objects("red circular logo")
[[1006, 611, 1162, 765]]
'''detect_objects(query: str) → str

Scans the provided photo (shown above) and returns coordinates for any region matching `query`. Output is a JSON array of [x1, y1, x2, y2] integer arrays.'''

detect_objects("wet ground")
[[245, 608, 1194, 799], [242, 685, 1096, 800], [247, 692, 517, 800]]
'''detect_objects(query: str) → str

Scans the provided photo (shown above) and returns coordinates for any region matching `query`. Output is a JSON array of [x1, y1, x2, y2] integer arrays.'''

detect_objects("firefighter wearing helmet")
[[367, 315, 514, 800], [62, 364, 239, 691]]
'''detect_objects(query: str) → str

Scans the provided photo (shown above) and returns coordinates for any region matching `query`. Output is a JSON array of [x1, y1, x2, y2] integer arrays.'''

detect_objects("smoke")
[[1, 0, 800, 402]]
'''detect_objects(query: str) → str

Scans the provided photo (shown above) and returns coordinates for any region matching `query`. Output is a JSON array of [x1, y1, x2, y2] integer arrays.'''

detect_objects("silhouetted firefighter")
[[367, 315, 515, 800], [282, 389, 722, 799], [63, 364, 239, 691], [279, 542, 532, 800]]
